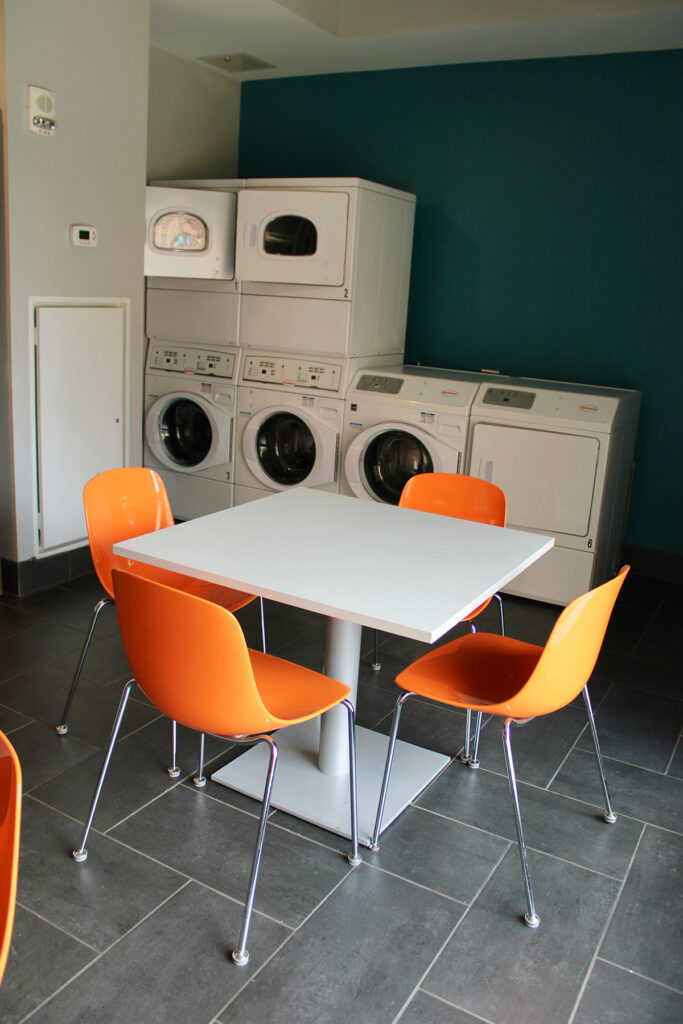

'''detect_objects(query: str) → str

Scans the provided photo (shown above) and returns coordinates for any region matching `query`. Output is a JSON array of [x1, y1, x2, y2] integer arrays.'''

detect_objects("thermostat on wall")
[[70, 225, 98, 247]]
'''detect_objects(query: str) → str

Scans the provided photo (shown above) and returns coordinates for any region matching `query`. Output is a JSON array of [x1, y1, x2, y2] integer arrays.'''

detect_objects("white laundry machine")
[[143, 343, 241, 520], [342, 367, 485, 504], [234, 351, 398, 505], [236, 178, 415, 359], [466, 378, 640, 604]]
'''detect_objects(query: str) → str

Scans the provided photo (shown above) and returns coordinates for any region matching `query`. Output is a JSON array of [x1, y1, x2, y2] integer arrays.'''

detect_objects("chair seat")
[[249, 650, 350, 724], [397, 632, 543, 714]]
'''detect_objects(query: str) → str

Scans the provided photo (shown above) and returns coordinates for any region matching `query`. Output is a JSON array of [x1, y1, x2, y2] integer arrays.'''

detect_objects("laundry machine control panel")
[[482, 387, 535, 409], [356, 374, 404, 394], [242, 355, 343, 391], [147, 345, 235, 378]]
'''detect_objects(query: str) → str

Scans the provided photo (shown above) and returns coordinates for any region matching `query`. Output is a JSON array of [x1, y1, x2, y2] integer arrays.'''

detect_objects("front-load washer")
[[233, 351, 398, 505], [342, 368, 484, 504], [143, 343, 241, 519], [466, 378, 640, 604]]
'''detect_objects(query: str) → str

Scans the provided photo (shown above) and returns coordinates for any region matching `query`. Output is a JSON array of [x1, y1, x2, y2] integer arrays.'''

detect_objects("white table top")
[[114, 488, 554, 644]]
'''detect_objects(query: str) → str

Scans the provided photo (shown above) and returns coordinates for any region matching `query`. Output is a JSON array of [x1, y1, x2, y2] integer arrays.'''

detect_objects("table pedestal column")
[[319, 618, 362, 776]]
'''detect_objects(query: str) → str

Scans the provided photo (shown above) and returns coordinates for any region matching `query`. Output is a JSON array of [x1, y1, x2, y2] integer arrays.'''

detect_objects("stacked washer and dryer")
[[144, 177, 417, 511], [341, 365, 640, 605]]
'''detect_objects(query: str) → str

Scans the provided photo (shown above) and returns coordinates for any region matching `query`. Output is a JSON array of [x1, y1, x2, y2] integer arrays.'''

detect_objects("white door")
[[236, 190, 349, 285], [469, 422, 599, 537], [35, 306, 125, 551]]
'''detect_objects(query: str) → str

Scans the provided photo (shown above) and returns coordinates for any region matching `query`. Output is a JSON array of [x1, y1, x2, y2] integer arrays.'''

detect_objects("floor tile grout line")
[[596, 955, 683, 996], [14, 900, 102, 954], [396, 988, 497, 1024], [566, 822, 647, 1024], [216, 857, 362, 1017], [630, 597, 664, 659], [663, 728, 683, 776], [16, 879, 195, 1024]]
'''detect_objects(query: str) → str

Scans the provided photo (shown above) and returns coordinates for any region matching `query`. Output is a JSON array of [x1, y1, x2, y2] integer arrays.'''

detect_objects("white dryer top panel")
[[471, 384, 624, 432], [348, 371, 480, 412]]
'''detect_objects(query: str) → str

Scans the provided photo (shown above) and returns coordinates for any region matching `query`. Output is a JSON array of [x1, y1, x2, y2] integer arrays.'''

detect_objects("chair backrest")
[[111, 569, 274, 736], [84, 468, 175, 598], [0, 731, 21, 985], [400, 472, 506, 527], [508, 566, 630, 719]]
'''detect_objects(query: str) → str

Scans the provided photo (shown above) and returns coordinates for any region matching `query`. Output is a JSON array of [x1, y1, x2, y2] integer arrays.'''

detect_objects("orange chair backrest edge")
[[111, 568, 274, 737], [509, 566, 630, 719], [84, 468, 175, 597], [0, 730, 21, 985], [400, 472, 507, 527]]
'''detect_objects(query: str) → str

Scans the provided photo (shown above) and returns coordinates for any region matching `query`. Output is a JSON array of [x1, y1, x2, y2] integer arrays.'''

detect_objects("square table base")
[[211, 719, 450, 848]]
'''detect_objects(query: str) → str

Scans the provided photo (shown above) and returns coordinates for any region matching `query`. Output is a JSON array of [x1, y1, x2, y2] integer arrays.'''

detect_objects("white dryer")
[[342, 368, 483, 504], [234, 351, 397, 504], [466, 378, 640, 604], [143, 343, 240, 520]]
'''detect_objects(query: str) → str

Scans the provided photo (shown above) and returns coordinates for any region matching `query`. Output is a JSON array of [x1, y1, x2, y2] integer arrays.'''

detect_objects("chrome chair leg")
[[343, 698, 362, 866], [168, 720, 181, 778], [459, 623, 482, 766], [73, 681, 133, 862], [371, 629, 381, 671], [459, 708, 473, 763], [259, 597, 267, 653], [470, 710, 483, 769], [582, 685, 617, 823], [502, 719, 540, 928], [193, 732, 206, 788], [232, 734, 279, 967], [370, 691, 413, 850], [494, 591, 505, 636], [56, 597, 114, 734]]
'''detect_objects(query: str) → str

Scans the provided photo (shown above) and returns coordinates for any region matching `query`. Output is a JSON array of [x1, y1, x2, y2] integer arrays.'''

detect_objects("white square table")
[[114, 487, 553, 846]]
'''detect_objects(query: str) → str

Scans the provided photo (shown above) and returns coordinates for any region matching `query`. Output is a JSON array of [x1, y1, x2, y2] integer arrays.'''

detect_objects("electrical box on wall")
[[28, 85, 56, 136]]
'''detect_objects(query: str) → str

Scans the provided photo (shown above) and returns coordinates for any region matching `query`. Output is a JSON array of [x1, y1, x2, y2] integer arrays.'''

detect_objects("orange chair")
[[72, 569, 361, 966], [371, 566, 629, 929], [0, 730, 21, 986], [375, 472, 507, 766], [57, 467, 266, 784]]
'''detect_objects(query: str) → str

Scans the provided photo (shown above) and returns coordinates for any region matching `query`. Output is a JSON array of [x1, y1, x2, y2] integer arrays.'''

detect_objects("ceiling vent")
[[198, 53, 275, 74]]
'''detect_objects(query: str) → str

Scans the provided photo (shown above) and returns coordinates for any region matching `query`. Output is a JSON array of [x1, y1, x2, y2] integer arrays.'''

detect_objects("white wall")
[[147, 47, 240, 181], [0, 0, 150, 563]]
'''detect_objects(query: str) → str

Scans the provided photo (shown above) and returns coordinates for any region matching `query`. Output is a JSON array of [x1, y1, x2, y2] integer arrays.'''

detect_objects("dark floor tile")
[[49, 629, 132, 687], [0, 905, 96, 1024], [668, 736, 683, 780], [600, 826, 683, 990], [473, 703, 589, 787], [110, 784, 353, 927], [24, 882, 288, 1024], [17, 798, 185, 950], [573, 959, 683, 1024], [423, 847, 621, 1024], [399, 991, 482, 1024], [0, 621, 86, 683], [374, 695, 468, 758], [0, 665, 160, 747], [418, 760, 643, 878], [8, 721, 96, 792], [366, 803, 509, 902], [30, 716, 230, 830], [0, 602, 42, 642], [12, 586, 118, 637], [575, 683, 683, 772], [219, 865, 461, 1024], [494, 594, 559, 645], [593, 649, 683, 699], [634, 590, 683, 668], [0, 705, 31, 734], [552, 748, 683, 833]]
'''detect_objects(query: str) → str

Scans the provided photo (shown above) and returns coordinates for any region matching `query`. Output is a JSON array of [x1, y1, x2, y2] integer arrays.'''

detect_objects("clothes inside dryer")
[[255, 411, 316, 486], [362, 429, 434, 504]]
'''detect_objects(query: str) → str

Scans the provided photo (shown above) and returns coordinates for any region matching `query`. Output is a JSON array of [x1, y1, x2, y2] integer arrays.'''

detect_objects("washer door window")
[[256, 412, 316, 485], [145, 392, 223, 473], [344, 421, 463, 502], [363, 429, 433, 504]]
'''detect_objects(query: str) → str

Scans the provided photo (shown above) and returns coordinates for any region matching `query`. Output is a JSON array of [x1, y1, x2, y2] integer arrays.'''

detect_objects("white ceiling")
[[149, 0, 683, 80]]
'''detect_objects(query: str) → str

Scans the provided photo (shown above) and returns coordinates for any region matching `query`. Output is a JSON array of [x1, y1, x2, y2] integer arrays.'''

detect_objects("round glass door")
[[159, 398, 212, 467], [256, 412, 316, 485], [363, 430, 433, 504]]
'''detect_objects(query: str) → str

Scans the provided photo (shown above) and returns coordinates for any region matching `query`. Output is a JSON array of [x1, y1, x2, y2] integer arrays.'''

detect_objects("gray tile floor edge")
[[0, 571, 680, 1024]]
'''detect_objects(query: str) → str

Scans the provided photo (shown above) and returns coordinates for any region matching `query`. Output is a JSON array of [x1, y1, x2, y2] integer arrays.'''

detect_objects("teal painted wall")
[[239, 51, 682, 553]]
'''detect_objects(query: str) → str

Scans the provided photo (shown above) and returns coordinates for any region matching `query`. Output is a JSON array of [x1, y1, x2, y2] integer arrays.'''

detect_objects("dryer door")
[[345, 422, 462, 503], [146, 393, 226, 473], [236, 190, 349, 285], [242, 404, 340, 490]]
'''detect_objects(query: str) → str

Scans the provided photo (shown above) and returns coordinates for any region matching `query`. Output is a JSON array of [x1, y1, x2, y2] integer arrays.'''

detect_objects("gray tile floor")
[[0, 570, 681, 1023]]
